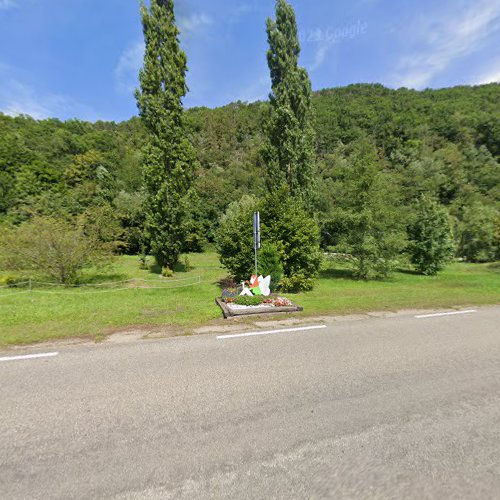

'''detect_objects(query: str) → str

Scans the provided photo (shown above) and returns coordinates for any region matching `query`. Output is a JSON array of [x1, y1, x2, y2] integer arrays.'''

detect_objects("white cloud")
[[114, 12, 212, 95], [0, 65, 100, 120], [0, 0, 17, 11], [391, 1, 500, 89], [478, 70, 500, 83], [227, 2, 265, 22], [115, 40, 144, 95], [178, 12, 213, 35], [2, 82, 62, 119], [473, 61, 500, 84], [309, 39, 337, 72]]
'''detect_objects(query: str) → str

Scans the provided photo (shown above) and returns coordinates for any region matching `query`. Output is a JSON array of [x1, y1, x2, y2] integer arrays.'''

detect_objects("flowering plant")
[[222, 290, 293, 307], [273, 297, 293, 307], [221, 287, 240, 303], [262, 296, 292, 307]]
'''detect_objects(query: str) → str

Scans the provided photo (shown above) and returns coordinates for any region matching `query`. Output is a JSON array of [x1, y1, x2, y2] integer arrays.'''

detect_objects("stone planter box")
[[215, 297, 303, 319]]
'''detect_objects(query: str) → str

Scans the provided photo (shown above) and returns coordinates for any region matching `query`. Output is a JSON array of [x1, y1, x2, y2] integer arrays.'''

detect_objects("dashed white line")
[[415, 310, 477, 319], [0, 352, 59, 363], [217, 325, 327, 340]]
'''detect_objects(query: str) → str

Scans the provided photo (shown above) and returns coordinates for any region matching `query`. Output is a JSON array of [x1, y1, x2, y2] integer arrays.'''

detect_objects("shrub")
[[496, 216, 500, 261], [0, 275, 22, 287], [258, 243, 283, 292], [161, 266, 174, 277], [221, 287, 240, 303], [215, 195, 259, 280], [78, 204, 124, 252], [407, 195, 455, 275], [113, 190, 148, 255], [0, 216, 114, 284], [233, 295, 266, 306], [183, 255, 192, 272], [216, 191, 321, 288], [280, 273, 315, 293], [219, 276, 239, 289], [261, 188, 321, 282], [458, 202, 499, 262]]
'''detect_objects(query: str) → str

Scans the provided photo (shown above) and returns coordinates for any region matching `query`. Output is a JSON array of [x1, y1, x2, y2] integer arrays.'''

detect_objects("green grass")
[[297, 262, 500, 315], [0, 253, 223, 346], [0, 253, 499, 347]]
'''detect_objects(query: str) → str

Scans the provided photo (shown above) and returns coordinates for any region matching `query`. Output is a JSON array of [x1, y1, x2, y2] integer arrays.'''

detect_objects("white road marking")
[[415, 310, 477, 319], [217, 325, 327, 340], [0, 352, 59, 363]]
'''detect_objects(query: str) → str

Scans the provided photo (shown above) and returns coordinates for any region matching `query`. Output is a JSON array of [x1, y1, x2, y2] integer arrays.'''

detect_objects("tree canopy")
[[1, 82, 498, 268], [264, 0, 317, 207], [136, 0, 198, 270]]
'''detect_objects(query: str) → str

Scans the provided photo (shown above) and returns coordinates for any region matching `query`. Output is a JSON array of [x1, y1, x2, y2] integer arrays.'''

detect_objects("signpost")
[[253, 211, 260, 275]]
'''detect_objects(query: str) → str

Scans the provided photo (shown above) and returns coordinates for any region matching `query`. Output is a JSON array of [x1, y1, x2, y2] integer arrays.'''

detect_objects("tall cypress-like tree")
[[407, 195, 455, 275], [136, 0, 197, 270], [264, 0, 316, 206]]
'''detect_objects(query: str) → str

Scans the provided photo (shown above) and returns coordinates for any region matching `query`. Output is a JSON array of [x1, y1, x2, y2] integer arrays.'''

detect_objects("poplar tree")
[[136, 0, 197, 270], [264, 0, 316, 206]]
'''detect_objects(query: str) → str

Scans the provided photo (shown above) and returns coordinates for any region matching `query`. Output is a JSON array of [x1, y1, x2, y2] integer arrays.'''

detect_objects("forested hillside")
[[1, 83, 499, 261]]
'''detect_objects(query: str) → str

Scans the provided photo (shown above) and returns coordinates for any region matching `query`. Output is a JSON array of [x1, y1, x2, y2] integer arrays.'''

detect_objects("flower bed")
[[216, 288, 302, 319]]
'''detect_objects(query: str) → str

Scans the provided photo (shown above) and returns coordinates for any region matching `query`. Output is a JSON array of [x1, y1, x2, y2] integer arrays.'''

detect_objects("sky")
[[0, 0, 499, 122]]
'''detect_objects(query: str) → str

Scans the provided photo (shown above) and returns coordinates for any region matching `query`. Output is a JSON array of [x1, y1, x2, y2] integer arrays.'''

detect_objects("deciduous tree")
[[0, 217, 115, 284]]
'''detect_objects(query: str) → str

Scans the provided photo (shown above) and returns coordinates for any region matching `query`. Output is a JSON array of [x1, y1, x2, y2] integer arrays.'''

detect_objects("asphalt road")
[[1, 307, 500, 499]]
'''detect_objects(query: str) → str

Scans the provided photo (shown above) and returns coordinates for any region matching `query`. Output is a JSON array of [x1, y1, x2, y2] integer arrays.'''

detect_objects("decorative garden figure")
[[240, 275, 271, 297], [240, 281, 253, 296]]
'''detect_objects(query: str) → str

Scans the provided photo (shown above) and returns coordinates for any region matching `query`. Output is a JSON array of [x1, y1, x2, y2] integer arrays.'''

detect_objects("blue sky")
[[1, 0, 499, 122]]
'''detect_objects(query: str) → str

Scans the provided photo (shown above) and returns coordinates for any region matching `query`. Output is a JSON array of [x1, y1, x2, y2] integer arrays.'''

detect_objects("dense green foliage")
[[264, 0, 316, 206], [233, 295, 266, 306], [0, 115, 147, 252], [260, 189, 321, 286], [458, 202, 499, 262], [216, 1, 322, 288], [258, 243, 283, 292], [407, 195, 455, 275], [215, 190, 321, 285], [136, 0, 197, 270], [322, 138, 406, 279], [215, 195, 259, 280], [1, 83, 499, 275], [255, 0, 321, 289], [0, 217, 115, 284]]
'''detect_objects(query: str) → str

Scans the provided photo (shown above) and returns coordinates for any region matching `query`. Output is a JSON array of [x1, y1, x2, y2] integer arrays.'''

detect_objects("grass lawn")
[[0, 252, 499, 347]]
